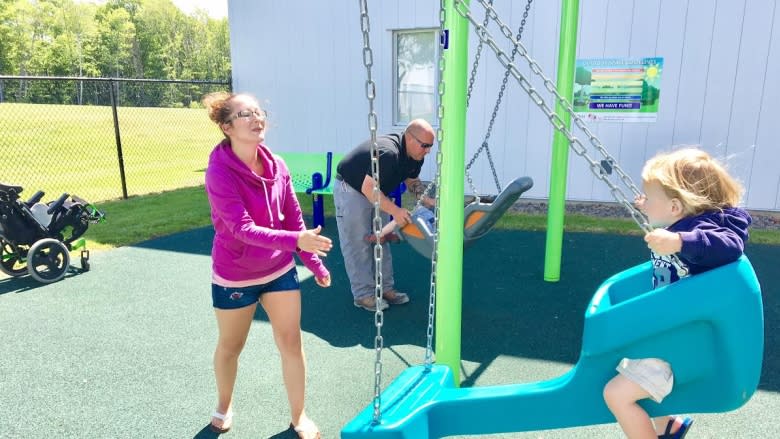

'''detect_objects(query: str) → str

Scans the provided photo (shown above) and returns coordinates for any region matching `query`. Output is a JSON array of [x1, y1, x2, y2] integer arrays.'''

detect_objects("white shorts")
[[616, 358, 674, 403]]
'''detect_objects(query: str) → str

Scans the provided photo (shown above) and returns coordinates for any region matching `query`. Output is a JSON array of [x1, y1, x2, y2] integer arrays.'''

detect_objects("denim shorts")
[[211, 267, 300, 310]]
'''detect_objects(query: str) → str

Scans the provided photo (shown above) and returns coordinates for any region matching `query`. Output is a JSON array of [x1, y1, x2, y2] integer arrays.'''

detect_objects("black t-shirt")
[[337, 133, 423, 195]]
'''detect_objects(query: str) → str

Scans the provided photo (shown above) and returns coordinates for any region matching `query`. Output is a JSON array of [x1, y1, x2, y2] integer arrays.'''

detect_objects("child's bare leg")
[[379, 221, 397, 238], [603, 375, 656, 439], [365, 221, 399, 244]]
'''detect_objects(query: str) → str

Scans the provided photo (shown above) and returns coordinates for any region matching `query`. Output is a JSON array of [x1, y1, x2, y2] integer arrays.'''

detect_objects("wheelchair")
[[0, 182, 105, 283]]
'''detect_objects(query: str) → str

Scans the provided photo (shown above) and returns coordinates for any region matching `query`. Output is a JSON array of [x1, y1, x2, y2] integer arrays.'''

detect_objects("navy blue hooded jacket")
[[650, 207, 751, 288]]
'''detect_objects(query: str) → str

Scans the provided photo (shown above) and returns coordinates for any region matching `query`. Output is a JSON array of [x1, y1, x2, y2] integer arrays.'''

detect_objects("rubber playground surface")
[[1, 221, 778, 438]]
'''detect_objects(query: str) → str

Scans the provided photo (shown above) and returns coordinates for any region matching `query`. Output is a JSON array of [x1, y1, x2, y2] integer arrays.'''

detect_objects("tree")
[[0, 0, 231, 106], [93, 4, 137, 78]]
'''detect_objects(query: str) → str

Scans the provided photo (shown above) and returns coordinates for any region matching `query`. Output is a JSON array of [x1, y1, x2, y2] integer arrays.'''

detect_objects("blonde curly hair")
[[641, 147, 743, 217]]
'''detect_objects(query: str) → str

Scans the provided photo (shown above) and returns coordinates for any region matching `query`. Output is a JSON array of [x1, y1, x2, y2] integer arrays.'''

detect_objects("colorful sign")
[[573, 57, 663, 123]]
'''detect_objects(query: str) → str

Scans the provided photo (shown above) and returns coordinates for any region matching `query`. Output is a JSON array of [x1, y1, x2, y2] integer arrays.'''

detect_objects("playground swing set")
[[342, 0, 764, 438]]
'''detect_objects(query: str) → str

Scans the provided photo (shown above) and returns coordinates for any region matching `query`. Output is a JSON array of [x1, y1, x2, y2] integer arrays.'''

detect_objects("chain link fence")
[[0, 76, 231, 204]]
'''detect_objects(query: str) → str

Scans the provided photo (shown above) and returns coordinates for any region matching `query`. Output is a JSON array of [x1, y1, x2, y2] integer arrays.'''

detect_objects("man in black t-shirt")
[[335, 119, 435, 311]]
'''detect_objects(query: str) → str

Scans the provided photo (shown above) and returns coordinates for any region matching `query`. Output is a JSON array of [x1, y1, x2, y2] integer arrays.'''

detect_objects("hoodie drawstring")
[[261, 179, 284, 227]]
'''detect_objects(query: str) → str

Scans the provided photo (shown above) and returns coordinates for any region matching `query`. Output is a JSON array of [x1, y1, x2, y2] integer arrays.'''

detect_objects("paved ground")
[[1, 224, 777, 438]]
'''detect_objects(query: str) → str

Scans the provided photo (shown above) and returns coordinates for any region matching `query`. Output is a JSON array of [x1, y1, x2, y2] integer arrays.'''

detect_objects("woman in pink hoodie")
[[203, 92, 331, 439]]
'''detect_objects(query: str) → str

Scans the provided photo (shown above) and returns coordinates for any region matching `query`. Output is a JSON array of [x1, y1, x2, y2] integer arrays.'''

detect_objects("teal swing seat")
[[341, 256, 764, 438], [399, 176, 533, 258]]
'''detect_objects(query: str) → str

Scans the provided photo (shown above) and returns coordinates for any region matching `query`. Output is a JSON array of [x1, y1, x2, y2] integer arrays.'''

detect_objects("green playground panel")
[[277, 152, 343, 195], [276, 151, 343, 227]]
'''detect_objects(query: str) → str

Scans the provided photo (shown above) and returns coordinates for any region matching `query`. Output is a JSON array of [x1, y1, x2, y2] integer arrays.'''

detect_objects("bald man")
[[334, 119, 435, 311]]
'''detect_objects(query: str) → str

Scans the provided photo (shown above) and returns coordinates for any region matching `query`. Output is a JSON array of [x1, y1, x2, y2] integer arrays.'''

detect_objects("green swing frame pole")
[[435, 0, 469, 386], [543, 0, 580, 282]]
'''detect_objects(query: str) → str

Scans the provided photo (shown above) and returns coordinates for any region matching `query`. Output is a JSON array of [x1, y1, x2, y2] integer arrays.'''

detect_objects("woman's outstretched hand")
[[297, 226, 333, 257], [315, 274, 331, 288]]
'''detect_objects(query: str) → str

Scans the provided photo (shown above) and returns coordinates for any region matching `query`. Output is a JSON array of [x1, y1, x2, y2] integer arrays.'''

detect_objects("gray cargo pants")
[[333, 179, 394, 300]]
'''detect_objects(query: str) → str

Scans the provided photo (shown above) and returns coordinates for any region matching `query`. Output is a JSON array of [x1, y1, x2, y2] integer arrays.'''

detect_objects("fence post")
[[109, 79, 129, 199]]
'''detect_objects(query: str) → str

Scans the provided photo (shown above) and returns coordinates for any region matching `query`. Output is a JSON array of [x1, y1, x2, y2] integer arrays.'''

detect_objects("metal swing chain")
[[462, 0, 501, 198], [464, 0, 534, 196], [453, 0, 651, 232], [424, 0, 448, 369], [358, 0, 386, 422], [465, 0, 494, 109]]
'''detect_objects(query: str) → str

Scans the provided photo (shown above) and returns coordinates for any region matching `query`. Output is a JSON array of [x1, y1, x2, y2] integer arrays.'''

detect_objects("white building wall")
[[228, 0, 780, 211]]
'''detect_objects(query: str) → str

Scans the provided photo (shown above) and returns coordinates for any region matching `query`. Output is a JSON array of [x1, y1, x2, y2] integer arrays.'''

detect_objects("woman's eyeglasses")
[[408, 131, 434, 149], [227, 109, 267, 123]]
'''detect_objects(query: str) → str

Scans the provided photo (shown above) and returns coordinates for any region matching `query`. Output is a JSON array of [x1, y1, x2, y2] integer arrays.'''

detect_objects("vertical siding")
[[230, 0, 780, 211], [463, 3, 491, 194], [751, 2, 780, 209], [670, 1, 714, 147], [588, 0, 633, 202], [574, 0, 609, 201], [643, 0, 688, 177], [617, 1, 659, 196], [725, 0, 775, 206], [516, 1, 559, 200], [696, 0, 747, 200]]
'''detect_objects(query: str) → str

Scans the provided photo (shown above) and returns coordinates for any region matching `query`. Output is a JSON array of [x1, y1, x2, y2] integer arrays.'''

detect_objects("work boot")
[[353, 295, 390, 311]]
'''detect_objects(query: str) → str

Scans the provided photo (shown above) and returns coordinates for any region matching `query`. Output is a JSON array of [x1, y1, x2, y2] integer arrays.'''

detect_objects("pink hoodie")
[[205, 140, 329, 282]]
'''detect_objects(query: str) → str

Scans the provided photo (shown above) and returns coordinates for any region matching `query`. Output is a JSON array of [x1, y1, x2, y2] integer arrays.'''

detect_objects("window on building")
[[394, 29, 438, 126]]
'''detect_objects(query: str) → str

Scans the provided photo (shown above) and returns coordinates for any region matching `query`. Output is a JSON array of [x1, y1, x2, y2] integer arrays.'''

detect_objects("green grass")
[[495, 212, 642, 235], [76, 187, 780, 251], [0, 103, 220, 203], [84, 186, 212, 249], [747, 229, 780, 246]]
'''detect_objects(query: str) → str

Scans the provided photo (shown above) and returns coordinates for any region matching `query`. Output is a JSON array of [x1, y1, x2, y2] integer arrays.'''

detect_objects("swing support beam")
[[435, 0, 581, 383], [435, 0, 469, 385], [544, 0, 580, 281]]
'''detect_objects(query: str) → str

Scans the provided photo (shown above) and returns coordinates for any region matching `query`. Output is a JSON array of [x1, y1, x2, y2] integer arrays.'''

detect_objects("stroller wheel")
[[27, 238, 70, 283], [0, 238, 27, 277]]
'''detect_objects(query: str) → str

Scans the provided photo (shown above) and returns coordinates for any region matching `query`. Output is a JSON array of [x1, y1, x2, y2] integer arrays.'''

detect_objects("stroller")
[[0, 182, 105, 283]]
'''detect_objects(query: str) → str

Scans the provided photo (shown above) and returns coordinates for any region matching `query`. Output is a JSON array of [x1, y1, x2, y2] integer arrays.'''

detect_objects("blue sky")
[[171, 0, 227, 18], [73, 0, 228, 19]]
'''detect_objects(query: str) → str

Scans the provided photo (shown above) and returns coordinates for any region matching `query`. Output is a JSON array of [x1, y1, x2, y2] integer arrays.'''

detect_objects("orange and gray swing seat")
[[397, 176, 533, 258]]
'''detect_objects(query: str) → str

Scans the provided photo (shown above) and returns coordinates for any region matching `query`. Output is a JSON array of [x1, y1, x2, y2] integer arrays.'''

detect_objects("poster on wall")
[[573, 57, 663, 123]]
